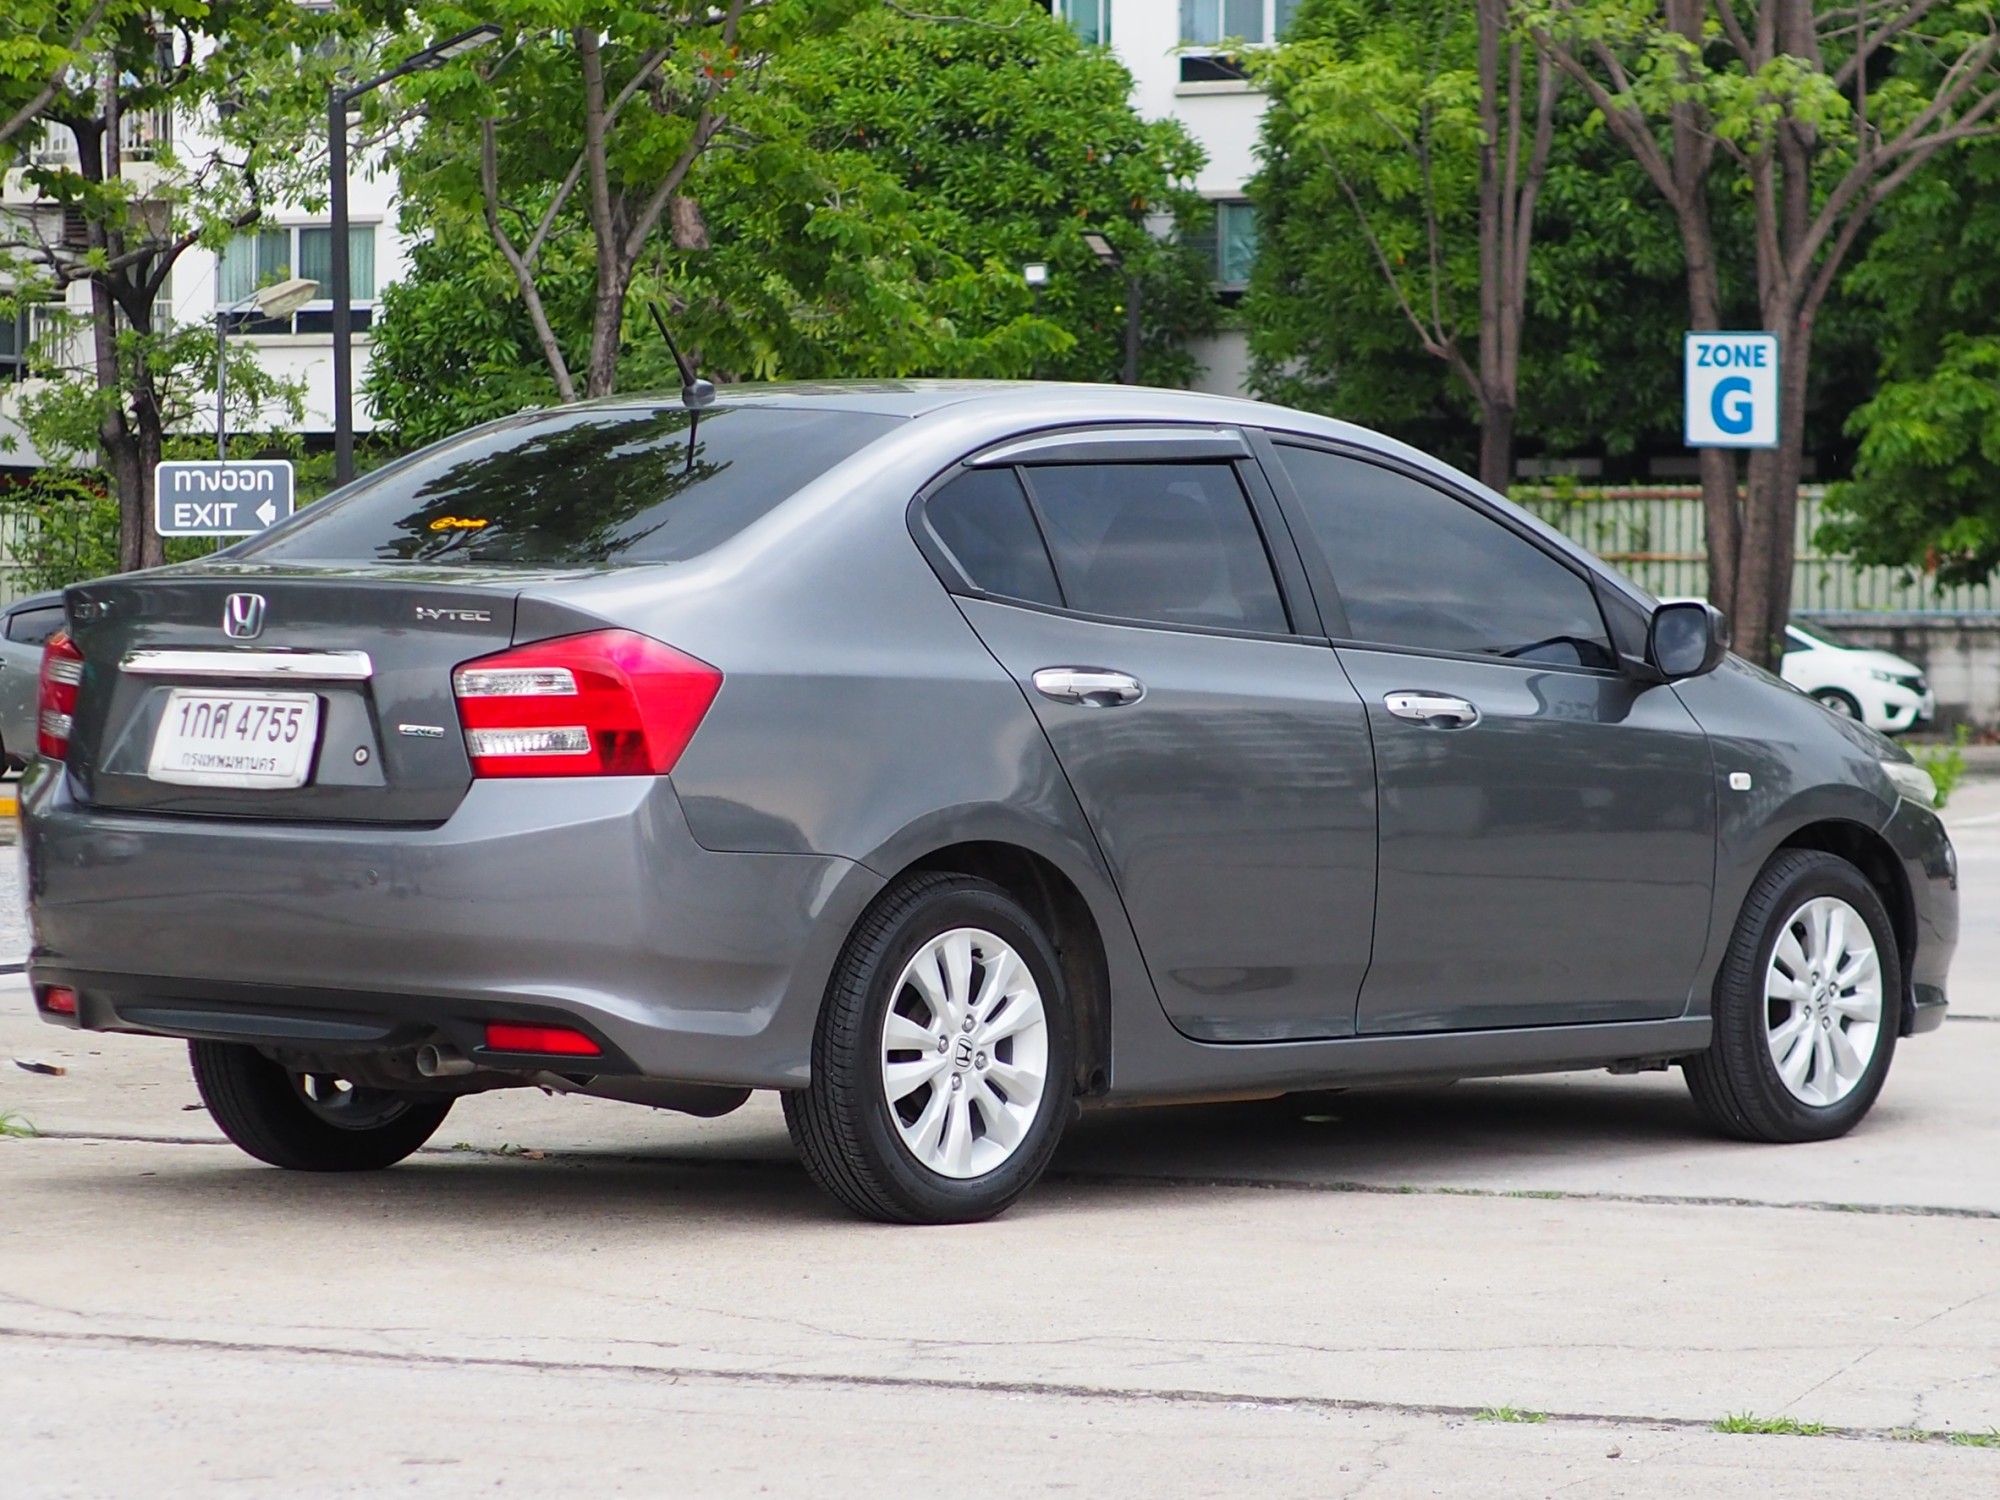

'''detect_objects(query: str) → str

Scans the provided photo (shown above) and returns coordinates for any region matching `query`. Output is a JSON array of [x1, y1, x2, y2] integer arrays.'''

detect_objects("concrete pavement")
[[3, 786, 1999, 1494]]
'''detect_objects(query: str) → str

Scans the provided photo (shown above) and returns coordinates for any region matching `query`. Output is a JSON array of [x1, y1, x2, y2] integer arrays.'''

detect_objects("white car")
[[1781, 620, 1933, 734]]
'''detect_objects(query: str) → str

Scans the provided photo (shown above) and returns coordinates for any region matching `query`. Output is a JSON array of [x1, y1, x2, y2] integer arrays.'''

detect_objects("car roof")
[[575, 378, 1369, 434]]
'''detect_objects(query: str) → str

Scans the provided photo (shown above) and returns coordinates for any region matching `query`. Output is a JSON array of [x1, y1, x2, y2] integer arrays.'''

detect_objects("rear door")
[[920, 430, 1378, 1043], [1263, 441, 1716, 1034]]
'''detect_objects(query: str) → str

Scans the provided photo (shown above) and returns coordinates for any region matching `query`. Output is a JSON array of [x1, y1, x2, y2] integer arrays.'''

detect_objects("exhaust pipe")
[[416, 1043, 475, 1078]]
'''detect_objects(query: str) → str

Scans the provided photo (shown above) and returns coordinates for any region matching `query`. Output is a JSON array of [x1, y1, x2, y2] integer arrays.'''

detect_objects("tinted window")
[[1025, 463, 1288, 633], [241, 405, 901, 567], [925, 467, 1062, 607], [1278, 447, 1614, 669], [4, 605, 64, 645]]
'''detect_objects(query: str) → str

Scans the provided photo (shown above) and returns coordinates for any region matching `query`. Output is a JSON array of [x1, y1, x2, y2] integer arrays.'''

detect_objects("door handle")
[[1033, 667, 1145, 708], [1384, 691, 1480, 729]]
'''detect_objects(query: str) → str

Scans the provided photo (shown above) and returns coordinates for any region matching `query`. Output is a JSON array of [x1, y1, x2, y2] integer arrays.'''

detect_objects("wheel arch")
[[1772, 818, 1917, 1029], [894, 840, 1113, 1100]]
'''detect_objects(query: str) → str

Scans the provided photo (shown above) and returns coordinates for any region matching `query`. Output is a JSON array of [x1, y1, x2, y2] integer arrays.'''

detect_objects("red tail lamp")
[[484, 1022, 602, 1057], [38, 985, 78, 1016]]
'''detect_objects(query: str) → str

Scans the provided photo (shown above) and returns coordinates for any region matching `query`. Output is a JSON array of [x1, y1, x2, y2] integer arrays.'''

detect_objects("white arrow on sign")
[[255, 499, 277, 527]]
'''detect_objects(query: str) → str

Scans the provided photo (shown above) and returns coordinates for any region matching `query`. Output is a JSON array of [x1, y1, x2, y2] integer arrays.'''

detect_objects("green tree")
[[1, 1, 336, 570], [0, 0, 110, 154], [1527, 0, 2000, 668], [370, 0, 1213, 434], [1245, 0, 1561, 491], [1818, 141, 2000, 584], [1246, 8, 1693, 476]]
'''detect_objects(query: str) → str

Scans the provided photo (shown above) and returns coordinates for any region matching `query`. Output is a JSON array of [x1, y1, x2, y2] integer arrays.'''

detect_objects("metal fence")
[[1518, 486, 2000, 613], [0, 502, 44, 606]]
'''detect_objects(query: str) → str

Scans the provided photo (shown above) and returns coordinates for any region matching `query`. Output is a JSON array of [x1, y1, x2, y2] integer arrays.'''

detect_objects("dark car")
[[23, 383, 1956, 1222]]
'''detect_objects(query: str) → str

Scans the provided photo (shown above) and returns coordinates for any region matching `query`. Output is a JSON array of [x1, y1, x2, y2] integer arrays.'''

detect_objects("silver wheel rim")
[[1817, 693, 1858, 718], [1765, 895, 1883, 1107], [879, 927, 1049, 1180]]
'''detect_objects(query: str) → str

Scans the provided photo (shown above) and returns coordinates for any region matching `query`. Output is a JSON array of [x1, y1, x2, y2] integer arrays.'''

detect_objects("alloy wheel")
[[879, 926, 1050, 1179], [1764, 895, 1883, 1107]]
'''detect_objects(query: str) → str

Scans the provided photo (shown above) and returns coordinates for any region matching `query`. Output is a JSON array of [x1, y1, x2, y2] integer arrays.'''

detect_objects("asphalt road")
[[4, 785, 1999, 1496]]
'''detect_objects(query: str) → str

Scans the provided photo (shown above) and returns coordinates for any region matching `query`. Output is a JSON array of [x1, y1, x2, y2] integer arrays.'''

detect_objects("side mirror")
[[1649, 600, 1730, 680]]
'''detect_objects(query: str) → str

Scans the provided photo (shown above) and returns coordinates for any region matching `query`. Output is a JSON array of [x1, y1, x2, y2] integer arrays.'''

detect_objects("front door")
[[1265, 443, 1716, 1034], [921, 449, 1377, 1042]]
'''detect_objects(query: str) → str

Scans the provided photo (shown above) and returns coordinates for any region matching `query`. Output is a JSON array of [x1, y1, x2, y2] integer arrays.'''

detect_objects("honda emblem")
[[223, 593, 266, 640]]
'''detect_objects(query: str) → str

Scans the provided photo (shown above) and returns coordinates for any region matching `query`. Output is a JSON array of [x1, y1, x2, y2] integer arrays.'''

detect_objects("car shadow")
[[48, 1070, 1729, 1226]]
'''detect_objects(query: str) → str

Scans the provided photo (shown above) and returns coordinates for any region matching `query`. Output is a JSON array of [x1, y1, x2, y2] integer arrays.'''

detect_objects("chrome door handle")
[[1033, 667, 1145, 708], [1384, 691, 1480, 728]]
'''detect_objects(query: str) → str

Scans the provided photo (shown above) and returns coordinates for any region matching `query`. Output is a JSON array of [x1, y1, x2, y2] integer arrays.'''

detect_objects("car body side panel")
[[1667, 657, 1950, 1017], [1336, 651, 1716, 1032], [0, 634, 40, 764]]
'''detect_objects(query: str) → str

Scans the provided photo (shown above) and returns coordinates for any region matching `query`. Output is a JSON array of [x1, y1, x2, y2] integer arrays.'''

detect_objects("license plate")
[[147, 690, 320, 789]]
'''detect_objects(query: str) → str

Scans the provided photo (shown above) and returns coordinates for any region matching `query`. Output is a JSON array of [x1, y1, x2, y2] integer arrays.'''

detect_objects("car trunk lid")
[[61, 568, 546, 823]]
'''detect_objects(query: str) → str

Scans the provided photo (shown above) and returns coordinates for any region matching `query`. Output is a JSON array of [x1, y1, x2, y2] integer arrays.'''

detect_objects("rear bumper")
[[23, 764, 882, 1088]]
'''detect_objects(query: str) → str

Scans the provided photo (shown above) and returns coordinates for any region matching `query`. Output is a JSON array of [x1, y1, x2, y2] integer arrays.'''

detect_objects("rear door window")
[[1275, 446, 1614, 669], [1023, 462, 1289, 634], [924, 467, 1063, 607], [240, 405, 902, 567]]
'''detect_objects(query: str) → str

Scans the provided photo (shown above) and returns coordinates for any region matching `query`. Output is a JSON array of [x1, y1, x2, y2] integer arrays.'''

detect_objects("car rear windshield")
[[239, 405, 902, 567]]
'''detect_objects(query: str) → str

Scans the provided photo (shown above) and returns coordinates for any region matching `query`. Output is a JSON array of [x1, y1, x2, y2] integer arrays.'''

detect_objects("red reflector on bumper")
[[37, 986, 78, 1016], [484, 1022, 602, 1057]]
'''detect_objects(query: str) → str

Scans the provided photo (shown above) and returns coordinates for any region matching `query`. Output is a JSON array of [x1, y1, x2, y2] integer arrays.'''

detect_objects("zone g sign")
[[1685, 332, 1779, 449]]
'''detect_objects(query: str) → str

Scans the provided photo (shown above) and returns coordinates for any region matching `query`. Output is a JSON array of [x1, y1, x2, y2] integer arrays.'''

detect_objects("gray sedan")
[[22, 383, 1956, 1222], [0, 590, 65, 768]]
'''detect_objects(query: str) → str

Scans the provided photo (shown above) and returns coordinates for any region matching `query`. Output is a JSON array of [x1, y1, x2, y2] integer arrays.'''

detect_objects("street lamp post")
[[329, 24, 500, 484], [1083, 232, 1141, 385], [216, 277, 319, 460]]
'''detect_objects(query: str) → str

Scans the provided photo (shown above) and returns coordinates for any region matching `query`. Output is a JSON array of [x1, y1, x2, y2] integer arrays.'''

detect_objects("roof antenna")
[[648, 301, 715, 409]]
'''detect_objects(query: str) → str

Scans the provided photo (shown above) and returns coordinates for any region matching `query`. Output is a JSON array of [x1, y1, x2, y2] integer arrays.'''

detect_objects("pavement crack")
[[0, 1322, 1978, 1446]]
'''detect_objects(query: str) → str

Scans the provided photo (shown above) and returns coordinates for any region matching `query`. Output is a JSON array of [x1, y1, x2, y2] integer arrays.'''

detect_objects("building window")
[[1190, 200, 1259, 290], [1053, 0, 1112, 46], [0, 310, 29, 383], [1179, 1, 1304, 46], [218, 223, 376, 333]]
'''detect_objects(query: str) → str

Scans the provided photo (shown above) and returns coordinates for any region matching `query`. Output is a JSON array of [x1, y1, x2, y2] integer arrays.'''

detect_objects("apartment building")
[[1053, 1, 1301, 396]]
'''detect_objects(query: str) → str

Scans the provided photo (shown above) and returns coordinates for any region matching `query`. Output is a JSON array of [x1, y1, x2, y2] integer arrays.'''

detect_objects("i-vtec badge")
[[223, 593, 266, 639], [414, 605, 492, 624]]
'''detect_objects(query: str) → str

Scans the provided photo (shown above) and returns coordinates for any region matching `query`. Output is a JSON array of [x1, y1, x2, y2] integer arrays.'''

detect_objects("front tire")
[[1683, 850, 1900, 1143], [190, 1041, 452, 1171], [1812, 688, 1863, 721], [784, 873, 1074, 1224]]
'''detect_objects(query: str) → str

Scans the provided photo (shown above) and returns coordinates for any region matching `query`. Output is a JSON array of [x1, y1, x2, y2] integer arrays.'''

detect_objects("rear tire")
[[784, 873, 1074, 1224], [1683, 850, 1900, 1143], [190, 1041, 452, 1171]]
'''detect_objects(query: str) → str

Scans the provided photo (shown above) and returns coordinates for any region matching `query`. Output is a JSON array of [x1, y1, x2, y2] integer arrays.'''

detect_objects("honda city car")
[[23, 383, 1957, 1222]]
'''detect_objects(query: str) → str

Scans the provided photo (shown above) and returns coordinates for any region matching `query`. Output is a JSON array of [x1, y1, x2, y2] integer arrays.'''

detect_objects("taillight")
[[37, 629, 84, 760], [484, 1022, 601, 1057], [451, 629, 722, 778]]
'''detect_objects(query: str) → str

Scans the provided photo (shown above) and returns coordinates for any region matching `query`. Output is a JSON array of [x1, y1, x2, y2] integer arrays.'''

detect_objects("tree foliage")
[[371, 0, 1214, 437]]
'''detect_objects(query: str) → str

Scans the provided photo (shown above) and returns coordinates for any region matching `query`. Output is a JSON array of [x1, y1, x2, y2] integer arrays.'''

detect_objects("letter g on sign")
[[1710, 376, 1755, 437]]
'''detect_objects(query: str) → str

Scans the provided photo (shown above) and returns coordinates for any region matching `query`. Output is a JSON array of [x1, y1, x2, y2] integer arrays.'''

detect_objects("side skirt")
[[1102, 1016, 1712, 1107]]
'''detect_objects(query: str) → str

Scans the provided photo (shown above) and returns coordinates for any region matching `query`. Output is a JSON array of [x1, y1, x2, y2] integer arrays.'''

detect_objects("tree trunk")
[[1477, 401, 1515, 494]]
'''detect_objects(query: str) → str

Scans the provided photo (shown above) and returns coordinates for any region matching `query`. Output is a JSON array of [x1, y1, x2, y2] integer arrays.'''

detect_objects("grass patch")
[[0, 1110, 37, 1139], [1947, 1429, 2000, 1449], [1715, 1413, 1828, 1436], [1475, 1406, 1548, 1425]]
